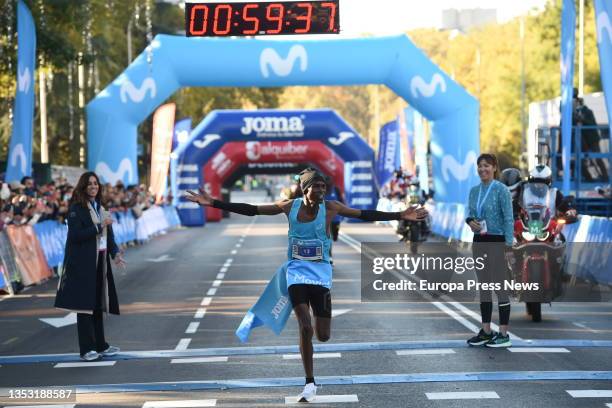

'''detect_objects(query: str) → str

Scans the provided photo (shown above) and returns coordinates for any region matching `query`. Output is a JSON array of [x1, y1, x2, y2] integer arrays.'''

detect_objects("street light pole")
[[578, 0, 584, 95]]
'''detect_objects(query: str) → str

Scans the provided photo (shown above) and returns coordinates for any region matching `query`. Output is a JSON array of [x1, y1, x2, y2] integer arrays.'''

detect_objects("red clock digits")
[[321, 2, 337, 31], [242, 4, 260, 35], [189, 4, 209, 35], [213, 4, 232, 35], [294, 3, 312, 34], [265, 3, 284, 34]]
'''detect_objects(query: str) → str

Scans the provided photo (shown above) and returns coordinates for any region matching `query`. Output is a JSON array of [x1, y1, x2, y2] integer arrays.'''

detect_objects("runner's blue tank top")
[[286, 198, 333, 289]]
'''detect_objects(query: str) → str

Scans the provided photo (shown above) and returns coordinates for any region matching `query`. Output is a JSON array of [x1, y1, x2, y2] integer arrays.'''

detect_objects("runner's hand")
[[185, 187, 213, 206], [401, 206, 428, 221]]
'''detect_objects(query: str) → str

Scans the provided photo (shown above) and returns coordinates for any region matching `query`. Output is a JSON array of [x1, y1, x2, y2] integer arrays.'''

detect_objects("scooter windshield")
[[521, 182, 555, 227]]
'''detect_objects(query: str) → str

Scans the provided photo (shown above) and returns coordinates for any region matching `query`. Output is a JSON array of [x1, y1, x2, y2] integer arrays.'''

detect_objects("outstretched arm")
[[185, 188, 289, 216], [328, 200, 429, 222]]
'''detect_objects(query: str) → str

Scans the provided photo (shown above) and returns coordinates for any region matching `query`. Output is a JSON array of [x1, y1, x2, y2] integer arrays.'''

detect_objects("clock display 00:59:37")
[[185, 1, 339, 37]]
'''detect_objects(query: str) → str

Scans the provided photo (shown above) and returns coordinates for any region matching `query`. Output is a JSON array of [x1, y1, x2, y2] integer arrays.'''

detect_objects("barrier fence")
[[0, 205, 182, 294]]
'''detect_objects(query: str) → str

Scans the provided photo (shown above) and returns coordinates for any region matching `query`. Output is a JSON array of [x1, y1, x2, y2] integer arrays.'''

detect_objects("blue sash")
[[235, 262, 292, 343]]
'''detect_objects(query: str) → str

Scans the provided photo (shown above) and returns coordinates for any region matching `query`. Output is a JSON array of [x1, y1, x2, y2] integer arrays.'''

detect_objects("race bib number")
[[98, 236, 107, 251], [291, 238, 323, 261]]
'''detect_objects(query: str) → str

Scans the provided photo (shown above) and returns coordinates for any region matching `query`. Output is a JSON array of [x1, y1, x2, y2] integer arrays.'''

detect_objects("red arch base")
[[203, 140, 345, 221]]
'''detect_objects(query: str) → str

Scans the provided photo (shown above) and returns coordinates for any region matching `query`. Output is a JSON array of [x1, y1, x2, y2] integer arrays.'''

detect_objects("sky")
[[339, 0, 548, 35]]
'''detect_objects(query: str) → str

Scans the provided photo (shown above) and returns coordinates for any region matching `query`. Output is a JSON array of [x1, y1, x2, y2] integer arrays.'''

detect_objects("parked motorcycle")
[[512, 182, 569, 322]]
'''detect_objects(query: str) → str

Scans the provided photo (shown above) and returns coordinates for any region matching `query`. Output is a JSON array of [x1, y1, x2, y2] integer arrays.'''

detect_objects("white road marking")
[[225, 258, 233, 265], [285, 395, 358, 404], [230, 249, 237, 255], [185, 322, 200, 334], [431, 301, 481, 333], [201, 298, 212, 306], [40, 312, 77, 328], [3, 405, 76, 408], [216, 273, 225, 280], [142, 400, 216, 407], [509, 347, 570, 353], [426, 391, 500, 400], [331, 308, 352, 317], [212, 280, 222, 288], [175, 338, 191, 351], [194, 308, 207, 319], [219, 267, 228, 273], [235, 243, 241, 248], [55, 361, 116, 368], [567, 390, 612, 398], [207, 288, 217, 296], [282, 353, 341, 360], [396, 349, 455, 355], [171, 357, 228, 364]]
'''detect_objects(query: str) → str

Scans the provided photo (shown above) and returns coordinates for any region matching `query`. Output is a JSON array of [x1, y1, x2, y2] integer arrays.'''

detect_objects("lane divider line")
[[1, 339, 610, 364], [426, 391, 499, 400], [194, 308, 207, 319], [396, 349, 456, 355], [60, 371, 612, 394], [285, 395, 358, 404], [54, 361, 116, 368], [185, 322, 200, 334], [201, 298, 212, 306], [175, 338, 191, 351], [142, 400, 217, 407], [509, 347, 570, 353], [170, 357, 228, 364], [567, 390, 612, 398], [206, 288, 217, 296], [282, 353, 341, 360], [0, 339, 612, 364]]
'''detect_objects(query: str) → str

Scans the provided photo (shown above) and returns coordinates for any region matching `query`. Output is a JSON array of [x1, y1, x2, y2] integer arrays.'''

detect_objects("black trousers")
[[76, 251, 109, 355]]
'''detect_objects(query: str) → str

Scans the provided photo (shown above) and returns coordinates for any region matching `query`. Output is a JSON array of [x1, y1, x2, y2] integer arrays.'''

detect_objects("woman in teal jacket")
[[465, 153, 514, 348]]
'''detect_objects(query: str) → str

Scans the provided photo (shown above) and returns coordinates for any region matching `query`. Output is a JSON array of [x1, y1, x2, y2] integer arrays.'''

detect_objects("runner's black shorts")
[[288, 284, 332, 318]]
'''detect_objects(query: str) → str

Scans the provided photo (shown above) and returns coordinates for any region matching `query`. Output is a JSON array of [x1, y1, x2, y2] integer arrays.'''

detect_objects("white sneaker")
[[80, 351, 101, 361], [298, 383, 317, 403], [101, 345, 120, 356]]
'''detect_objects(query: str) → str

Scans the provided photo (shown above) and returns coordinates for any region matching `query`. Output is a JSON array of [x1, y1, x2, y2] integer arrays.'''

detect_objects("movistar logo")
[[240, 116, 305, 136]]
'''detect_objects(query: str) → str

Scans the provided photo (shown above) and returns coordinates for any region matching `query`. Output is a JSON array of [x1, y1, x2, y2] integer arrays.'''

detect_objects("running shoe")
[[100, 345, 120, 356], [298, 383, 317, 403], [80, 351, 101, 361], [467, 329, 496, 346], [485, 332, 512, 348]]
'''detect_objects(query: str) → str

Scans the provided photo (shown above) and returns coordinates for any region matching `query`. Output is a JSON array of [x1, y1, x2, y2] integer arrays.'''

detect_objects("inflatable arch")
[[87, 34, 480, 209], [172, 109, 376, 225]]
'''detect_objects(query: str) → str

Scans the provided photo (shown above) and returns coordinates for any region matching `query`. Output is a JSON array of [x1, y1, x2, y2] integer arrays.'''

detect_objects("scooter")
[[512, 182, 569, 322]]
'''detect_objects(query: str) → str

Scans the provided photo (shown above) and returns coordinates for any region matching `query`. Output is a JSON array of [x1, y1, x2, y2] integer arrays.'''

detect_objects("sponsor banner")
[[560, 0, 576, 194], [398, 107, 416, 174], [240, 114, 305, 138], [413, 109, 430, 193], [150, 103, 176, 202], [172, 118, 192, 152], [0, 231, 21, 284], [32, 220, 68, 268], [361, 242, 612, 303], [376, 120, 401, 187], [595, 0, 612, 127], [5, 0, 36, 182], [5, 225, 52, 286]]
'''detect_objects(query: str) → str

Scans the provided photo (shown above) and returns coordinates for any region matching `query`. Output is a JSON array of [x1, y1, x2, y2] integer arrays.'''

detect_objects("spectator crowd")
[[0, 175, 169, 232]]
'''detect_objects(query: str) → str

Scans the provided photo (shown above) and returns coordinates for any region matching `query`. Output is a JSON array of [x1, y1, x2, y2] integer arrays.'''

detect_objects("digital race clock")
[[185, 1, 340, 37]]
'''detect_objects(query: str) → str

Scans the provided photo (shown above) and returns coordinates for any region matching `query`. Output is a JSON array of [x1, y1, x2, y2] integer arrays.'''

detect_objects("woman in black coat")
[[55, 171, 126, 361]]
